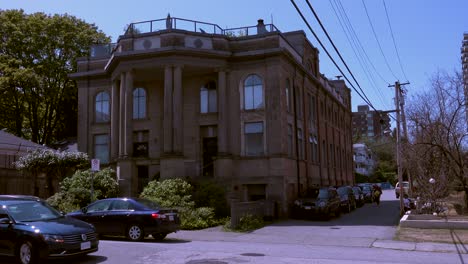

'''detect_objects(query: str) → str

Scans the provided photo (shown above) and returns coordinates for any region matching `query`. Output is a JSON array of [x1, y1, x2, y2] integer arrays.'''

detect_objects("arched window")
[[285, 79, 291, 112], [244, 74, 263, 110], [200, 81, 217, 113], [95, 91, 110, 123], [133, 88, 146, 119]]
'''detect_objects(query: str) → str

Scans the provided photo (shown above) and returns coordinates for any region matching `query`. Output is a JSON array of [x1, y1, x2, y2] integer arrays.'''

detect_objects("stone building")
[[70, 17, 354, 216]]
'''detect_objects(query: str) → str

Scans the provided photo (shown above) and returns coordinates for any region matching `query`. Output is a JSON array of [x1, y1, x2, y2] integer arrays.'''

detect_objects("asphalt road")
[[2, 190, 467, 264]]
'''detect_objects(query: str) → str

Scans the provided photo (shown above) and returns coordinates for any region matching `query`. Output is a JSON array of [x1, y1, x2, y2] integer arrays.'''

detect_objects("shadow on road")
[[99, 235, 191, 244], [277, 200, 401, 227], [0, 255, 107, 264]]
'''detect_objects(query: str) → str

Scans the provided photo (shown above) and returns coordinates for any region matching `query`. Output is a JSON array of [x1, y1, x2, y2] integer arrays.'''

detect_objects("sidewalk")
[[167, 226, 468, 254]]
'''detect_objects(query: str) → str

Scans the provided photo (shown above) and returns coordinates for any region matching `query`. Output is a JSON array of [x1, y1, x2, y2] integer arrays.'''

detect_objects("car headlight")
[[294, 200, 301, 206], [42, 234, 64, 243], [318, 201, 326, 207]]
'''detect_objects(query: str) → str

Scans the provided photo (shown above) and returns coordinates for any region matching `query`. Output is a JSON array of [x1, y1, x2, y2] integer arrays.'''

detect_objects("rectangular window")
[[309, 135, 318, 163], [200, 86, 217, 113], [297, 128, 304, 159], [94, 134, 109, 164], [287, 124, 293, 157], [245, 122, 264, 156], [309, 94, 316, 128], [133, 130, 149, 157]]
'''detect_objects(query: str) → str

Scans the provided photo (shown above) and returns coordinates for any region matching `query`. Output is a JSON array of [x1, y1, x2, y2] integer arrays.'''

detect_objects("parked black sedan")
[[336, 186, 357, 213], [0, 195, 98, 264], [291, 187, 341, 220], [67, 198, 180, 241]]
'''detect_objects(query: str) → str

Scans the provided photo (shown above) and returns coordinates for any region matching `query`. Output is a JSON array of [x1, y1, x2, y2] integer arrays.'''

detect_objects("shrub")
[[140, 178, 228, 230], [47, 167, 119, 212], [140, 178, 194, 209], [191, 180, 229, 217], [179, 207, 219, 230], [223, 214, 265, 232]]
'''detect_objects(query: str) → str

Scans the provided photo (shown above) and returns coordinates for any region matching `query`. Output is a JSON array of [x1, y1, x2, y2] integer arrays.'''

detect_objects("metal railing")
[[89, 43, 116, 57], [125, 17, 224, 36], [89, 17, 281, 57]]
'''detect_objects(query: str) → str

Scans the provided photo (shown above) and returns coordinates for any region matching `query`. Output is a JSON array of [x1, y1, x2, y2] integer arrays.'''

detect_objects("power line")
[[289, 0, 373, 108], [361, 0, 399, 80], [335, 0, 389, 86], [304, 0, 375, 109], [382, 0, 410, 82], [330, 0, 392, 111]]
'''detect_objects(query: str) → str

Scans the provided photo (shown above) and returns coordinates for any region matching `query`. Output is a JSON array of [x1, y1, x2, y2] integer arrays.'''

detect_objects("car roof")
[[0, 195, 42, 201]]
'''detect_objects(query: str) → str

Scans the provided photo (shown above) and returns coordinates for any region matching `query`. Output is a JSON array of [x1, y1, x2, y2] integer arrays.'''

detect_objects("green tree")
[[0, 9, 110, 144]]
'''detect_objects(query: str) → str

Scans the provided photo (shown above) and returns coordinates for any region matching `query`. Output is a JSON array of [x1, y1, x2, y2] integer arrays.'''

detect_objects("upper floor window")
[[244, 74, 263, 110], [286, 79, 291, 112], [200, 81, 217, 113], [95, 91, 110, 123], [244, 122, 264, 156], [94, 134, 109, 164], [133, 88, 146, 119]]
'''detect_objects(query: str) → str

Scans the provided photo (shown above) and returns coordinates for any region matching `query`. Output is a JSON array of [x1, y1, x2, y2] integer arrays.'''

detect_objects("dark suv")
[[291, 187, 341, 220], [337, 186, 357, 213], [0, 195, 98, 264]]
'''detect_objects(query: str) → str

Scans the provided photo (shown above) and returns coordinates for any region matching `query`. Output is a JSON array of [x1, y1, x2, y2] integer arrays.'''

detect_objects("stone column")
[[124, 70, 134, 157], [163, 66, 173, 153], [173, 65, 183, 154], [111, 79, 120, 160], [119, 73, 126, 157], [217, 70, 227, 154]]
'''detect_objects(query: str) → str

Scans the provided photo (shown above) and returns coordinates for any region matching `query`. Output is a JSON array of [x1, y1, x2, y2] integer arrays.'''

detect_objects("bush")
[[179, 207, 220, 230], [191, 180, 229, 217], [140, 178, 227, 230], [140, 178, 194, 209], [47, 167, 119, 212], [223, 214, 265, 232]]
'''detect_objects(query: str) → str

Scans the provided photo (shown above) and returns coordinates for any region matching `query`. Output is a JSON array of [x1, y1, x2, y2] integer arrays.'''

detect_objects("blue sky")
[[2, 0, 467, 113]]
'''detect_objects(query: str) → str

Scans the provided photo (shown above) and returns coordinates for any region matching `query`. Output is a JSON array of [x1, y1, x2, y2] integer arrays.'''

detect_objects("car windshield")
[[134, 198, 161, 209], [337, 187, 348, 195], [6, 201, 62, 222], [362, 186, 371, 191], [317, 189, 329, 199]]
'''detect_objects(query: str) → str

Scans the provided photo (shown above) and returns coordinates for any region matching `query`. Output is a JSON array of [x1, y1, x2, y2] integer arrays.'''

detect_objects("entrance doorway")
[[202, 137, 217, 177]]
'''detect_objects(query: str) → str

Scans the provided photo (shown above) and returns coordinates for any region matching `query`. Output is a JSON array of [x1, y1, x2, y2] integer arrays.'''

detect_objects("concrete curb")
[[400, 214, 468, 229], [372, 239, 468, 254]]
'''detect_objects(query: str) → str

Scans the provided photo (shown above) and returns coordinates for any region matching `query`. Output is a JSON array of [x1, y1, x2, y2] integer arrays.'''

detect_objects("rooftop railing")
[[125, 17, 224, 35], [89, 17, 280, 57]]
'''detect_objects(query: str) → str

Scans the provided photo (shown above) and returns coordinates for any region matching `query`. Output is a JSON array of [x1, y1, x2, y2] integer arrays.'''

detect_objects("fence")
[[230, 200, 277, 228]]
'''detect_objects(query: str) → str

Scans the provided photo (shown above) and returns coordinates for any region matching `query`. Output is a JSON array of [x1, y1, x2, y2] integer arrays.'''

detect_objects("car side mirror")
[[0, 218, 12, 224], [81, 207, 88, 213]]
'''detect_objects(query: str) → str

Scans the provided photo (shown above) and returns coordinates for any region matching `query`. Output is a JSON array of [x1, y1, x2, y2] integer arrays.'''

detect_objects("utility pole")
[[389, 81, 409, 216], [399, 88, 412, 197]]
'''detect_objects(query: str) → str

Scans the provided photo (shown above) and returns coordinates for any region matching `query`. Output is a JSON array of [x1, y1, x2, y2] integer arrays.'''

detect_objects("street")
[[2, 190, 467, 264]]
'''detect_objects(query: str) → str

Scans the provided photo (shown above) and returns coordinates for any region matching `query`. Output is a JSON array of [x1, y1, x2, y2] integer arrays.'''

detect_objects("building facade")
[[352, 143, 376, 176], [71, 17, 354, 216], [352, 105, 390, 140]]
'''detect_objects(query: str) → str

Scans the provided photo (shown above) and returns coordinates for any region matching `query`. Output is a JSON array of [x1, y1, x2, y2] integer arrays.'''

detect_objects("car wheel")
[[127, 224, 144, 241], [152, 233, 167, 241], [17, 240, 37, 264], [335, 208, 341, 217]]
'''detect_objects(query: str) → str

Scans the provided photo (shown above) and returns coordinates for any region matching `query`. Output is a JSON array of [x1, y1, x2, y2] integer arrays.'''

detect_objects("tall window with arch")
[[244, 74, 263, 110], [133, 87, 146, 119], [200, 81, 217, 113], [95, 91, 110, 123]]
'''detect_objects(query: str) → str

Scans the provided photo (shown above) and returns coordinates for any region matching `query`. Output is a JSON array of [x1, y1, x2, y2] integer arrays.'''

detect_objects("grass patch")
[[395, 226, 468, 244]]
